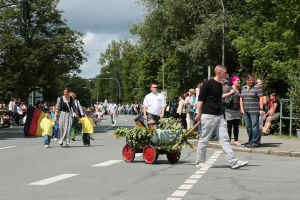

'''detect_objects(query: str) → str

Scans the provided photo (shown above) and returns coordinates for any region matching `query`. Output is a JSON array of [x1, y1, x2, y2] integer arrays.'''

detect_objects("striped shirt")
[[240, 84, 263, 114]]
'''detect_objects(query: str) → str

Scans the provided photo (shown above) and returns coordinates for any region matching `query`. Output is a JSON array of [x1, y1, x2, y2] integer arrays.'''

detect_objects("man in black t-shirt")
[[194, 65, 248, 169]]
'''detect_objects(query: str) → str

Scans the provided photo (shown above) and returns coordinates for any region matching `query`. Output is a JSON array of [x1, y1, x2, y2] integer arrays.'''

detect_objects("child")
[[50, 106, 59, 141], [95, 108, 102, 126], [77, 110, 95, 146], [40, 111, 54, 148]]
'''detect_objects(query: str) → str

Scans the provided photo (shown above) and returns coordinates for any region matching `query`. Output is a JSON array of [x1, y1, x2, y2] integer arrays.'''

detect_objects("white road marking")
[[29, 174, 78, 185], [0, 146, 16, 150], [92, 160, 122, 167], [166, 151, 221, 199], [210, 156, 219, 158], [136, 153, 142, 157], [179, 184, 193, 190], [171, 190, 187, 197], [190, 175, 202, 179], [184, 179, 198, 184], [103, 122, 116, 131], [195, 171, 206, 175]]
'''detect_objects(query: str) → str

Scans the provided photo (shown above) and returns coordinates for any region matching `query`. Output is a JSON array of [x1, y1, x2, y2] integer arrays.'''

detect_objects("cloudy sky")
[[57, 0, 145, 79]]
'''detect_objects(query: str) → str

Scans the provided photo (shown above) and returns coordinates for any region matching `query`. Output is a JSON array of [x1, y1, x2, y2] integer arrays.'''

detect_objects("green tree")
[[0, 0, 87, 104]]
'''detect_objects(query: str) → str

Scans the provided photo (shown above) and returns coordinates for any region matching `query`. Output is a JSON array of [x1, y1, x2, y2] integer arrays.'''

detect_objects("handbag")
[[222, 95, 232, 106]]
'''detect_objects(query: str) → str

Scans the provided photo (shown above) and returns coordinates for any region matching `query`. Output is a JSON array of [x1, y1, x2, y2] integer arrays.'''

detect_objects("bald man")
[[194, 65, 248, 169]]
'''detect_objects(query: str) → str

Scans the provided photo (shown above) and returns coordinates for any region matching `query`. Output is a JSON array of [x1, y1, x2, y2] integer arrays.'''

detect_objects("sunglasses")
[[152, 87, 158, 88]]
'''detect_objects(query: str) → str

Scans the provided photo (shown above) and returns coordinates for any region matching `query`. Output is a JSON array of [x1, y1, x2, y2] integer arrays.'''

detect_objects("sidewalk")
[[190, 128, 300, 158]]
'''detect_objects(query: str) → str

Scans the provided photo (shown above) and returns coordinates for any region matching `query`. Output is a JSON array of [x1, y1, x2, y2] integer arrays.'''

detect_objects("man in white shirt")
[[108, 100, 118, 124], [143, 82, 166, 128]]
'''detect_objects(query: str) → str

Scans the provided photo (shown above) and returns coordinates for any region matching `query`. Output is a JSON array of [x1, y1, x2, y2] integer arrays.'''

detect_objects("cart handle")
[[171, 120, 201, 150]]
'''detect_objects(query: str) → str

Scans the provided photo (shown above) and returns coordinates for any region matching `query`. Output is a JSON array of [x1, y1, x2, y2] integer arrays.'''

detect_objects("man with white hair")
[[194, 65, 248, 169]]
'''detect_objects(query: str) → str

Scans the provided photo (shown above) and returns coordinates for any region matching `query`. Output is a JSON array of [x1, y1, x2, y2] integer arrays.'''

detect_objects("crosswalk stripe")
[[92, 160, 122, 167], [0, 146, 16, 150], [29, 174, 78, 185]]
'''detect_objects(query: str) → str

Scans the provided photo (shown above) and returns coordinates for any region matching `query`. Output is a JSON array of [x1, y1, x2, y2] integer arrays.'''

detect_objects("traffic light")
[[23, 1, 30, 21], [198, 66, 204, 76], [89, 79, 94, 87]]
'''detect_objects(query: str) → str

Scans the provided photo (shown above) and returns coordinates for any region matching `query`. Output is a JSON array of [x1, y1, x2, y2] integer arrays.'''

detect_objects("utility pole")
[[220, 0, 225, 65]]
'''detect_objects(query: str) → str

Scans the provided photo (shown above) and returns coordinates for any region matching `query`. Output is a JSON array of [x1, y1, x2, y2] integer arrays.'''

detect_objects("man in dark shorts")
[[143, 82, 166, 128]]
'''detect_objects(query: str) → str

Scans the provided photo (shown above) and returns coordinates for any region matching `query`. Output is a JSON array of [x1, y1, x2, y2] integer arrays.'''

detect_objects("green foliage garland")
[[113, 118, 198, 152]]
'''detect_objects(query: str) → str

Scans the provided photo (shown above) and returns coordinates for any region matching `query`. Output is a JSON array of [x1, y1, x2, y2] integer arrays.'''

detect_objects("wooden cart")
[[122, 121, 200, 164]]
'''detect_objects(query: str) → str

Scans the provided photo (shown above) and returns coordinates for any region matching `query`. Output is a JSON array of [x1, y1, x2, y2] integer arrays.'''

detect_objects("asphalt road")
[[0, 115, 300, 200]]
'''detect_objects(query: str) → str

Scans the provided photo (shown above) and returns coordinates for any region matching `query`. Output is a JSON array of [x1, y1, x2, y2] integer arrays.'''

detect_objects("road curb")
[[189, 139, 299, 158]]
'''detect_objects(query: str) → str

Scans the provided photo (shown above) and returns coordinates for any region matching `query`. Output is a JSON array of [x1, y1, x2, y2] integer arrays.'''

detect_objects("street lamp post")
[[82, 87, 92, 107], [92, 77, 121, 99], [220, 0, 225, 65]]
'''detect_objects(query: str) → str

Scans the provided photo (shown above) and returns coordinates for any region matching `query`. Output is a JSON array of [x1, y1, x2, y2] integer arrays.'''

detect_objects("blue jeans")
[[243, 113, 260, 145], [82, 133, 90, 145], [52, 124, 59, 139], [44, 135, 51, 145]]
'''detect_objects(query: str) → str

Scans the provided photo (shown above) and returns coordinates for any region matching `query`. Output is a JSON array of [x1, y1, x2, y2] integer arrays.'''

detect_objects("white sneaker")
[[54, 138, 58, 141], [196, 163, 211, 168], [51, 139, 53, 141], [45, 145, 49, 148], [232, 160, 249, 169]]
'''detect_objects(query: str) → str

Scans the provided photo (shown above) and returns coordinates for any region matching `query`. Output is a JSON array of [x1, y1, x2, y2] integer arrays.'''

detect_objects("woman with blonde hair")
[[176, 95, 187, 129]]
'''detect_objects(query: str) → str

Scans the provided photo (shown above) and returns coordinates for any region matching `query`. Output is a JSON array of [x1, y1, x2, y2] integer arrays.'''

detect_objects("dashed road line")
[[103, 121, 117, 131], [167, 150, 222, 200], [29, 174, 78, 185], [0, 146, 16, 150], [92, 160, 122, 167]]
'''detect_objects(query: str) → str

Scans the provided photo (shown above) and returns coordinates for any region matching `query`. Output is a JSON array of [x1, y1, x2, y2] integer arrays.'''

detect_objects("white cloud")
[[57, 0, 145, 78]]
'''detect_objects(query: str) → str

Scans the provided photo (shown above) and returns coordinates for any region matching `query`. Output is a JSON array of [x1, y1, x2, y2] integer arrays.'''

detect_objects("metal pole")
[[220, 0, 225, 65], [279, 101, 282, 135], [97, 83, 98, 103], [92, 78, 121, 98], [290, 101, 293, 136]]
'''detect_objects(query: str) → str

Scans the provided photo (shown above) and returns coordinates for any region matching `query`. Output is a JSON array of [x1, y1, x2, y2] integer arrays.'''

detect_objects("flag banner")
[[24, 105, 45, 137]]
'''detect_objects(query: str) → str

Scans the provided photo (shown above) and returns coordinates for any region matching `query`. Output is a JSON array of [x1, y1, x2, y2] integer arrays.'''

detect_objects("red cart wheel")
[[143, 145, 156, 164], [122, 145, 135, 162], [167, 151, 181, 164]]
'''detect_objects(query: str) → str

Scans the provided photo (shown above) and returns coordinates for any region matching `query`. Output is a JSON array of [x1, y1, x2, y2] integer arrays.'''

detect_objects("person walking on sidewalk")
[[194, 65, 248, 169]]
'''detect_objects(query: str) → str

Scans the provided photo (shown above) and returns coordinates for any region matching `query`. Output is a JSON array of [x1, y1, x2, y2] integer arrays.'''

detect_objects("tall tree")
[[230, 0, 300, 98], [0, 0, 87, 104]]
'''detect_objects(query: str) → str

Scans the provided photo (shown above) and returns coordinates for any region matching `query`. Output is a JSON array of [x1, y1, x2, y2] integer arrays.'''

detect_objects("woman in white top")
[[17, 103, 23, 126], [176, 95, 187, 129]]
